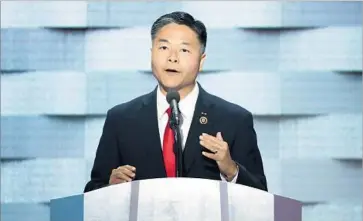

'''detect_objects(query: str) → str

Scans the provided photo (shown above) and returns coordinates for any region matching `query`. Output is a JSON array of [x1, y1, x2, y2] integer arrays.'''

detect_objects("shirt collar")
[[157, 84, 199, 121]]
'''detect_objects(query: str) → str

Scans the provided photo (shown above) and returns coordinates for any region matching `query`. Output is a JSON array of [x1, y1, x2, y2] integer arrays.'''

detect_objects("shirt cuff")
[[220, 164, 239, 183]]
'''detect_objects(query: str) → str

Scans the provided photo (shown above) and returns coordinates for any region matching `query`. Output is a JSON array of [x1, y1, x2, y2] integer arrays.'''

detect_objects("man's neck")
[[159, 82, 197, 100]]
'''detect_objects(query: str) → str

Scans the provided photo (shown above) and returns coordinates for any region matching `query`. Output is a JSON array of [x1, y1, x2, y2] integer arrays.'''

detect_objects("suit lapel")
[[140, 88, 166, 177], [183, 85, 216, 174]]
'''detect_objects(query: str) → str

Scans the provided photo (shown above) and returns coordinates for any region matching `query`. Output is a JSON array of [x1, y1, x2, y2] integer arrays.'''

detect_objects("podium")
[[50, 178, 302, 221]]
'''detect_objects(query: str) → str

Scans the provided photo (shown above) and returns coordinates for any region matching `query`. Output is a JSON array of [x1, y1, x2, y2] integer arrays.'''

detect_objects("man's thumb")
[[217, 132, 223, 141]]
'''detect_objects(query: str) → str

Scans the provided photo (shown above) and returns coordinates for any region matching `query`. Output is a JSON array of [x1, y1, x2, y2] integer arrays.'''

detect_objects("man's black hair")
[[151, 11, 207, 53]]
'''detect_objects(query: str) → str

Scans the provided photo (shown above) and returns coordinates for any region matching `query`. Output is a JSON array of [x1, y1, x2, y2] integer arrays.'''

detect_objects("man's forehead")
[[156, 24, 198, 38]]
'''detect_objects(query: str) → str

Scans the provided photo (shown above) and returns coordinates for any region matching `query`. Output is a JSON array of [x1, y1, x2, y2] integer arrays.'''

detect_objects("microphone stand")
[[169, 110, 183, 177]]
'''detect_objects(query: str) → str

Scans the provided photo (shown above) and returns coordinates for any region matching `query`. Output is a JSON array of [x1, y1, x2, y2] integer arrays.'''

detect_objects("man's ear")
[[199, 53, 206, 72]]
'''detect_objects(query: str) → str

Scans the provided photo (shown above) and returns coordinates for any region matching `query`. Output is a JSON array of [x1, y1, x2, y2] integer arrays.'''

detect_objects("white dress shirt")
[[156, 84, 238, 182]]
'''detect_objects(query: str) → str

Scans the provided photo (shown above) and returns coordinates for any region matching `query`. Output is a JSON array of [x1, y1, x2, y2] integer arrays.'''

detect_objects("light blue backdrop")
[[1, 1, 362, 221]]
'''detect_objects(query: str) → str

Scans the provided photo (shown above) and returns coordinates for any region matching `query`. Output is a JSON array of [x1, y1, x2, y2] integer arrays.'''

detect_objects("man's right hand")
[[109, 165, 136, 185]]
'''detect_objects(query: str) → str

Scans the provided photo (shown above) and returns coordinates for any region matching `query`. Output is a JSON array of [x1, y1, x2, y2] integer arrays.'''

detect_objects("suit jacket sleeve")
[[231, 112, 268, 191], [84, 109, 122, 192]]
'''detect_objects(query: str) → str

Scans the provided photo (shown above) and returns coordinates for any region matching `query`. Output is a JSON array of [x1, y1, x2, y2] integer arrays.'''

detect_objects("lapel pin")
[[199, 116, 208, 124]]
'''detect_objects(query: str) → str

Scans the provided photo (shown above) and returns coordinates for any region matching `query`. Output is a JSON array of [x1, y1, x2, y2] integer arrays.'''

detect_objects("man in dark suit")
[[84, 11, 267, 192]]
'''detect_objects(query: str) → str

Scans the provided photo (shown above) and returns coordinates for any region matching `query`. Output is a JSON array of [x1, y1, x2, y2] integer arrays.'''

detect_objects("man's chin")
[[158, 82, 183, 93], [162, 85, 182, 93]]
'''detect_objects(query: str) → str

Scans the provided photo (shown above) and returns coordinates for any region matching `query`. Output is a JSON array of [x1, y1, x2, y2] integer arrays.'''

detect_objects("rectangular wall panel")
[[1, 159, 86, 203], [1, 29, 85, 71], [1, 116, 85, 158], [0, 1, 88, 28]]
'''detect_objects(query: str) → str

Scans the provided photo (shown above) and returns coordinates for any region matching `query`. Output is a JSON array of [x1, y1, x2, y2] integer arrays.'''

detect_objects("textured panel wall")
[[1, 1, 362, 221]]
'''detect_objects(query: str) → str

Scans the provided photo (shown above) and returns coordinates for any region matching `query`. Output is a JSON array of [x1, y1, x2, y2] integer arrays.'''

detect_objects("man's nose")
[[168, 57, 178, 63], [168, 52, 179, 63]]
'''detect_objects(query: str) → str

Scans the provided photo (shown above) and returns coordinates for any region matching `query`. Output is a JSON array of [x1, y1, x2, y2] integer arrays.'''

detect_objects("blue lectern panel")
[[50, 194, 83, 221]]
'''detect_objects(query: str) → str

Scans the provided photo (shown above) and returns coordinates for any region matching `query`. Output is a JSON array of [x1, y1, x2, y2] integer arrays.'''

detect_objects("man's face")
[[151, 23, 206, 92]]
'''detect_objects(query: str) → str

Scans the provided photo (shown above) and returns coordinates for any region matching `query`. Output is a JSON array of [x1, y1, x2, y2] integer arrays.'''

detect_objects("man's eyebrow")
[[157, 39, 191, 46], [158, 39, 169, 43]]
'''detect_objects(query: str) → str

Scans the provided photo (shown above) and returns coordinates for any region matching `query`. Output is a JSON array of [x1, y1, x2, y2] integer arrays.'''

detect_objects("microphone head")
[[166, 89, 180, 104]]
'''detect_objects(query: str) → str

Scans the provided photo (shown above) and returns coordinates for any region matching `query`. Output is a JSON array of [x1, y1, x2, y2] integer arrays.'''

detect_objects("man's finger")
[[121, 167, 136, 178], [202, 151, 218, 160], [123, 165, 136, 172], [201, 133, 219, 142], [114, 171, 133, 182], [201, 133, 223, 146], [199, 134, 218, 147], [216, 132, 223, 141], [110, 174, 126, 184], [116, 165, 136, 178], [109, 177, 124, 185], [113, 168, 133, 181], [200, 136, 223, 151], [200, 140, 217, 152]]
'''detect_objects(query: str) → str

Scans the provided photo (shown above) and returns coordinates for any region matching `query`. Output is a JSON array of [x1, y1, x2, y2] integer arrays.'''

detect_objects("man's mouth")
[[165, 69, 179, 73]]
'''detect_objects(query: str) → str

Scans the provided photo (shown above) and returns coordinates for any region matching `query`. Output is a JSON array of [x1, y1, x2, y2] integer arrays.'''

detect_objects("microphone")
[[166, 89, 181, 126], [166, 89, 183, 177]]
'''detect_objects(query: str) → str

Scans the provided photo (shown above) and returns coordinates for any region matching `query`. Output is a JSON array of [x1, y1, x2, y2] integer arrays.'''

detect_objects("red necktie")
[[163, 107, 176, 177]]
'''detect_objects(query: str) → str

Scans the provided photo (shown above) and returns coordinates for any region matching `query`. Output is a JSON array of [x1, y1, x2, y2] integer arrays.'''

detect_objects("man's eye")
[[181, 49, 190, 53], [159, 46, 168, 50]]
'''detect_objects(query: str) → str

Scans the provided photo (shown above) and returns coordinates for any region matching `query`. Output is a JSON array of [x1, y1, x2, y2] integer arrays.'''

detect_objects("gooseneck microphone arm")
[[166, 90, 183, 177]]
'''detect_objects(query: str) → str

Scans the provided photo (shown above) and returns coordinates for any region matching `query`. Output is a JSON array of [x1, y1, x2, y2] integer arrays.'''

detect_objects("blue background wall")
[[1, 1, 362, 220]]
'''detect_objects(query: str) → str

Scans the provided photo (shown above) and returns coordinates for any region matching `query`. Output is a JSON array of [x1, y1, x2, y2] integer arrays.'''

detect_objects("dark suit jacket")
[[84, 84, 268, 192]]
